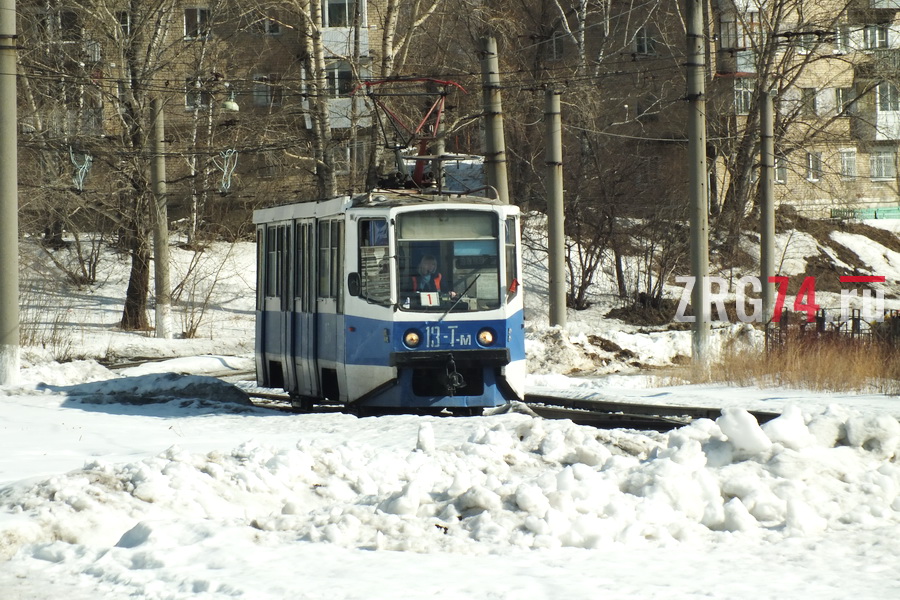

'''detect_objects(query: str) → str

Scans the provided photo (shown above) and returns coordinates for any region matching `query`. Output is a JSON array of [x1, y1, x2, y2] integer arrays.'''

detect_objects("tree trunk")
[[121, 230, 152, 330], [305, 0, 335, 198], [615, 248, 627, 297]]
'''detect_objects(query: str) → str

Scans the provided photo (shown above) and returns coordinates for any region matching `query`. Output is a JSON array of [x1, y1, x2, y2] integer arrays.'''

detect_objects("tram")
[[254, 190, 525, 411]]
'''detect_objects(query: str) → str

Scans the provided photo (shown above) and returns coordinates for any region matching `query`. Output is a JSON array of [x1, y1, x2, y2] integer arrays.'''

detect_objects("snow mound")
[[39, 372, 252, 407], [3, 408, 899, 566], [526, 327, 599, 374]]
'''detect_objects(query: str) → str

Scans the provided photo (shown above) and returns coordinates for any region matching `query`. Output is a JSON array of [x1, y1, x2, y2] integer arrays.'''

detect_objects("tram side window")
[[266, 226, 284, 297], [505, 217, 519, 301], [332, 221, 343, 304], [256, 228, 264, 310], [359, 219, 390, 305], [295, 222, 314, 312], [318, 222, 330, 298], [318, 220, 343, 303]]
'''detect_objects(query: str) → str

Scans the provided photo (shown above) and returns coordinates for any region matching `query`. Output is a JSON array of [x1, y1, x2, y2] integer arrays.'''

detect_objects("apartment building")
[[16, 0, 376, 230], [532, 1, 900, 219], [711, 0, 900, 217]]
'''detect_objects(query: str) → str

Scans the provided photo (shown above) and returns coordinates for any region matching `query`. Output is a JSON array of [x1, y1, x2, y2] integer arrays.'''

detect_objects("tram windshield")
[[396, 210, 502, 312]]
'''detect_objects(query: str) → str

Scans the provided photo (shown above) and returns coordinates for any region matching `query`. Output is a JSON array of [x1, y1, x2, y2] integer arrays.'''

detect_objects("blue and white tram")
[[253, 191, 525, 411]]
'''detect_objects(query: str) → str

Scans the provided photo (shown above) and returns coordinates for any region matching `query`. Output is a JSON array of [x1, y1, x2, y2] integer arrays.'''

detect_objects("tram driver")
[[407, 254, 459, 301], [411, 254, 441, 292]]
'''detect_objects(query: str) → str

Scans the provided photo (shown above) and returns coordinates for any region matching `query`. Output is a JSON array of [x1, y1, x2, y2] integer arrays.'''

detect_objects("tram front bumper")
[[390, 348, 510, 367]]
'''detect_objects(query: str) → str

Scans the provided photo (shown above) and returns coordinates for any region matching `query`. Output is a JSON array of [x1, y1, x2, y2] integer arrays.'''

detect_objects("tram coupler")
[[445, 356, 466, 395]]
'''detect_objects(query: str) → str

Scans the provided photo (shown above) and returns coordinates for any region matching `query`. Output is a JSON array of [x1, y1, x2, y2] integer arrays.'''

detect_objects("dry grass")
[[690, 337, 900, 395], [19, 281, 76, 362]]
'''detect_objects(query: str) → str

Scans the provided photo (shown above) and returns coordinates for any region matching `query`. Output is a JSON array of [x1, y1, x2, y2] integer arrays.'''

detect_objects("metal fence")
[[765, 309, 900, 352], [830, 207, 900, 220]]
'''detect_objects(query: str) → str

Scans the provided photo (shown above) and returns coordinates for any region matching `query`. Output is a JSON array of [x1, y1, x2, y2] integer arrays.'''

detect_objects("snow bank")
[[3, 406, 898, 572]]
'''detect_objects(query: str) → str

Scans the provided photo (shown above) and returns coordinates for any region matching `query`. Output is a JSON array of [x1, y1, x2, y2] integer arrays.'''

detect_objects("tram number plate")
[[425, 325, 472, 348]]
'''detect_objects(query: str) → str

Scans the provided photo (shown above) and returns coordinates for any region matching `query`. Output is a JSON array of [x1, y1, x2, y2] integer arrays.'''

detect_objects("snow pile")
[[5, 359, 253, 406], [2, 405, 898, 576], [525, 327, 599, 374]]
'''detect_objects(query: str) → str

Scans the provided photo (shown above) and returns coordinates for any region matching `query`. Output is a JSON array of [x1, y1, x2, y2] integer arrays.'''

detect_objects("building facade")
[[526, 0, 900, 219], [16, 0, 379, 237]]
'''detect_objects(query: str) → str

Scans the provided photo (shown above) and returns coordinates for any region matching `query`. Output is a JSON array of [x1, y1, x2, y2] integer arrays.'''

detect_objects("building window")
[[806, 152, 822, 181], [734, 49, 756, 72], [326, 62, 353, 96], [330, 146, 351, 175], [38, 9, 81, 41], [798, 32, 817, 54], [719, 11, 761, 50], [256, 151, 282, 179], [116, 11, 131, 37], [549, 31, 565, 61], [871, 150, 896, 179], [840, 149, 857, 178], [637, 93, 659, 121], [720, 15, 738, 50], [877, 81, 900, 112], [325, 0, 355, 27], [253, 73, 283, 106], [801, 87, 818, 116], [863, 24, 889, 50], [734, 78, 754, 115], [834, 26, 851, 53], [775, 155, 787, 184], [184, 8, 210, 39], [252, 17, 281, 35], [185, 77, 211, 109], [836, 87, 856, 116], [635, 26, 655, 55]]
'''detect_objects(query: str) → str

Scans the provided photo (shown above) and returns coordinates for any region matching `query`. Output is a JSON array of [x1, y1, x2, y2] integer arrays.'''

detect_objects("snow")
[[2, 227, 900, 599]]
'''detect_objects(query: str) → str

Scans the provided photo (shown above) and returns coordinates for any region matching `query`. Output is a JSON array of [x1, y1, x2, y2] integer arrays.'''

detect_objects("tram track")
[[525, 393, 780, 429], [240, 385, 765, 432], [105, 360, 780, 432]]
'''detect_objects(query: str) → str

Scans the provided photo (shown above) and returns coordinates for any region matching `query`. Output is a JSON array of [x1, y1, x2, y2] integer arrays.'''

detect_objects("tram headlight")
[[477, 328, 496, 346], [403, 329, 422, 348]]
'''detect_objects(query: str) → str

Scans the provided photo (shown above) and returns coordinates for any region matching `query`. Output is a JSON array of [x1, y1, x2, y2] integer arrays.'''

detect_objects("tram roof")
[[352, 190, 507, 208], [253, 190, 510, 223]]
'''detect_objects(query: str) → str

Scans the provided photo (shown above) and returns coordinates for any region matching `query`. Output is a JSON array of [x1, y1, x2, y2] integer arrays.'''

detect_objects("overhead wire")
[[14, 10, 873, 159]]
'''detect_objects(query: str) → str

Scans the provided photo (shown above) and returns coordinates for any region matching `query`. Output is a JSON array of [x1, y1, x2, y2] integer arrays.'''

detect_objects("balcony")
[[46, 39, 101, 64], [301, 96, 372, 130], [322, 27, 369, 58], [851, 113, 900, 140], [717, 49, 756, 75], [851, 0, 900, 16], [850, 96, 900, 141], [856, 49, 900, 79]]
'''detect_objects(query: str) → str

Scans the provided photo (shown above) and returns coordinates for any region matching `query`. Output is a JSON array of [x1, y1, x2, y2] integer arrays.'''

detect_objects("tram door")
[[260, 224, 290, 388], [315, 219, 345, 401], [291, 220, 318, 397]]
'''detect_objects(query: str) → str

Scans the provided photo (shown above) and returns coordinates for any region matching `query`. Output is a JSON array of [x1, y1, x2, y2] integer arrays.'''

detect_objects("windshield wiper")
[[438, 274, 479, 323]]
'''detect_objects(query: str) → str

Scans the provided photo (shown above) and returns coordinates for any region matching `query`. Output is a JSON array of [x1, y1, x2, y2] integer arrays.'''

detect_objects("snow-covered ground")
[[1, 221, 900, 599]]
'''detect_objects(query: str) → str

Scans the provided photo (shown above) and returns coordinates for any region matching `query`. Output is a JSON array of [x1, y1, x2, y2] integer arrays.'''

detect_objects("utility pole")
[[480, 36, 510, 204], [760, 90, 776, 324], [0, 0, 20, 384], [150, 99, 172, 339], [545, 89, 566, 327], [686, 0, 710, 367]]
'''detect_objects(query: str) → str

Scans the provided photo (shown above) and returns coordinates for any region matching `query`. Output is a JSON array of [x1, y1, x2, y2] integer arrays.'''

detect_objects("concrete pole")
[[545, 89, 566, 327], [760, 90, 776, 324], [150, 99, 172, 339], [0, 0, 20, 384], [686, 0, 710, 367], [479, 36, 510, 204]]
